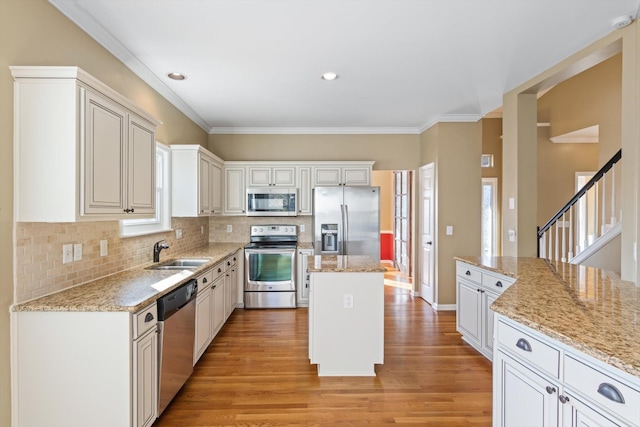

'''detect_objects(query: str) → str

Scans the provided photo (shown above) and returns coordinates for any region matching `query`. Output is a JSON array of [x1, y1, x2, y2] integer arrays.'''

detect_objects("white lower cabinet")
[[297, 248, 313, 306], [456, 261, 513, 360], [12, 304, 158, 427], [493, 314, 640, 427]]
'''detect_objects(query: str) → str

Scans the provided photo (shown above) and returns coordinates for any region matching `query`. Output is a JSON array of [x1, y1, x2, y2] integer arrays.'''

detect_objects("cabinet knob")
[[545, 386, 556, 394], [218, 268, 222, 273], [558, 395, 570, 404], [465, 271, 471, 276]]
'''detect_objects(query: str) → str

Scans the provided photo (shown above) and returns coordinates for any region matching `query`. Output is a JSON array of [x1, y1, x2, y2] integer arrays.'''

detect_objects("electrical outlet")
[[73, 243, 82, 261], [227, 225, 232, 233], [100, 240, 108, 257], [300, 224, 305, 232], [176, 228, 183, 239], [446, 226, 453, 235], [201, 225, 204, 235], [62, 244, 73, 264]]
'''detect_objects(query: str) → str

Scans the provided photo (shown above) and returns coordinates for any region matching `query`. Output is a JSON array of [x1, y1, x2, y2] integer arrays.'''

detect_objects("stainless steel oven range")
[[244, 224, 297, 308]]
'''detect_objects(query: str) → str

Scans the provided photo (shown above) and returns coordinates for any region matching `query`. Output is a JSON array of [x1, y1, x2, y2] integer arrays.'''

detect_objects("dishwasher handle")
[[157, 279, 198, 320]]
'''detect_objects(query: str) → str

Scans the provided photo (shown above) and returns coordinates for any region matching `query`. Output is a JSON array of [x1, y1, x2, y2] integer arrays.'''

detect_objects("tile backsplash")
[[209, 215, 313, 243], [15, 217, 209, 303]]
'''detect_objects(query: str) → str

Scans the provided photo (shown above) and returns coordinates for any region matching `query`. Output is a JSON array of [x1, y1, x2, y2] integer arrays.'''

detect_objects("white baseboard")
[[432, 303, 456, 311]]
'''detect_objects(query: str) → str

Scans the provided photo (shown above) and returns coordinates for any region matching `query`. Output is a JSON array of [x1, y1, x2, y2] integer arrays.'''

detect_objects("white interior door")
[[420, 164, 435, 305]]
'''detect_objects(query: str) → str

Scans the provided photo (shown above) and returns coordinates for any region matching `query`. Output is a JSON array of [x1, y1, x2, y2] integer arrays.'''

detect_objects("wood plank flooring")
[[155, 286, 492, 426]]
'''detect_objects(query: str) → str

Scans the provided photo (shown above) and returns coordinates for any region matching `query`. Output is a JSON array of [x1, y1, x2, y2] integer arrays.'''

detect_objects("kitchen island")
[[456, 256, 640, 426], [307, 255, 385, 376]]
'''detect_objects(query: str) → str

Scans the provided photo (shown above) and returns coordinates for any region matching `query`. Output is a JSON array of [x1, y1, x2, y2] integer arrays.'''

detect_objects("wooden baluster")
[[568, 205, 574, 261], [561, 212, 566, 263]]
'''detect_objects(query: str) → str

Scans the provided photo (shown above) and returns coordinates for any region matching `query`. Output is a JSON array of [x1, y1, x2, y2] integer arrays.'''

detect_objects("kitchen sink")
[[147, 258, 210, 270]]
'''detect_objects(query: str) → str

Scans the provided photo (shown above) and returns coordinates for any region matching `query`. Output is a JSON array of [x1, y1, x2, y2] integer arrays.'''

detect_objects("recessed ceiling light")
[[167, 72, 186, 81], [321, 72, 339, 81]]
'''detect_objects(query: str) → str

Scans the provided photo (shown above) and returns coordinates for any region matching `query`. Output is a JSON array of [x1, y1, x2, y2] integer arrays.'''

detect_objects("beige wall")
[[502, 23, 640, 281], [0, 1, 209, 423], [420, 122, 482, 305], [372, 171, 394, 231], [208, 134, 422, 171]]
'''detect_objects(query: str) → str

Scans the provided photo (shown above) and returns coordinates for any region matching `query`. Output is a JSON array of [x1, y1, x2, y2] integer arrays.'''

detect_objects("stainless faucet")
[[153, 239, 169, 262]]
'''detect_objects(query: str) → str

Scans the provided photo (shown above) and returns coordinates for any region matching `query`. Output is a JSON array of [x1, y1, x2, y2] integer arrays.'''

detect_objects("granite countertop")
[[12, 243, 246, 313], [297, 242, 314, 250], [456, 256, 640, 377], [308, 255, 385, 273]]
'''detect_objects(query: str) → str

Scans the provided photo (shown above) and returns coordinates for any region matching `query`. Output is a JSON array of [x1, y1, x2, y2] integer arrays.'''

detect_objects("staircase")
[[538, 149, 622, 272]]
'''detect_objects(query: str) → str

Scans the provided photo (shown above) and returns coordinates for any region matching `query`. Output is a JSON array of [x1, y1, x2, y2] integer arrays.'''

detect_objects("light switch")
[[343, 293, 354, 309], [100, 240, 108, 257], [446, 226, 453, 236], [73, 243, 82, 261], [508, 229, 516, 242], [509, 197, 515, 210], [176, 228, 183, 239]]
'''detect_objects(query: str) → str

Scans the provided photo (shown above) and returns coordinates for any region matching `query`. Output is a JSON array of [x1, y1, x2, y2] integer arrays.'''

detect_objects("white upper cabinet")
[[11, 66, 160, 222], [312, 163, 373, 186], [248, 165, 296, 187], [223, 166, 247, 215], [171, 145, 224, 217]]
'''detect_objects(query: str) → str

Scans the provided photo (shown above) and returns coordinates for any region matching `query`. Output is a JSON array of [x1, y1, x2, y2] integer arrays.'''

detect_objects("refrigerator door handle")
[[342, 204, 349, 255]]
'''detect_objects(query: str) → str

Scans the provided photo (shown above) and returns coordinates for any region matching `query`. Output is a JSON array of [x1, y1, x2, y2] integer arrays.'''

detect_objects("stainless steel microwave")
[[246, 187, 297, 216]]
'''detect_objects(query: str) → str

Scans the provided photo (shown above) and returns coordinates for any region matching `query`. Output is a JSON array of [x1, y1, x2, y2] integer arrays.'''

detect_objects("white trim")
[[209, 126, 423, 135], [432, 303, 456, 311], [417, 114, 483, 133]]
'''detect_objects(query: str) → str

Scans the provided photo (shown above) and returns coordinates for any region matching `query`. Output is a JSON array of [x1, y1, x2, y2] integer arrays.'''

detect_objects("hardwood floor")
[[155, 286, 492, 426]]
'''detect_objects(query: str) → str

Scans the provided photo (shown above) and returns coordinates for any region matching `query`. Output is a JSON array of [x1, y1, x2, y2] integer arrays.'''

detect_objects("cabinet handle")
[[495, 281, 503, 288], [465, 270, 471, 276], [597, 383, 625, 404], [545, 386, 556, 394], [202, 277, 208, 284], [144, 312, 154, 322], [516, 338, 532, 352], [124, 208, 135, 213], [558, 395, 570, 404], [218, 268, 222, 273]]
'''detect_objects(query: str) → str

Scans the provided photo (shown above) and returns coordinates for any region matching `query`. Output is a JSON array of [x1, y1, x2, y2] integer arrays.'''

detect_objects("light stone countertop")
[[307, 255, 385, 273], [12, 243, 246, 313], [456, 256, 640, 377]]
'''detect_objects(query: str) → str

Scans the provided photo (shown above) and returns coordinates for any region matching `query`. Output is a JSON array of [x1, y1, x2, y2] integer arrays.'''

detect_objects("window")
[[120, 142, 171, 237], [481, 154, 494, 168]]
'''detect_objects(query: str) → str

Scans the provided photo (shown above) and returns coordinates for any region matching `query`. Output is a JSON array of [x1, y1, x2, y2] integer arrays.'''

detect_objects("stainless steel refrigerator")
[[312, 186, 380, 260]]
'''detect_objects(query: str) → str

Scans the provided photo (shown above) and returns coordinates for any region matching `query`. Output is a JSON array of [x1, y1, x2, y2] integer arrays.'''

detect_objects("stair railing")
[[538, 149, 622, 263]]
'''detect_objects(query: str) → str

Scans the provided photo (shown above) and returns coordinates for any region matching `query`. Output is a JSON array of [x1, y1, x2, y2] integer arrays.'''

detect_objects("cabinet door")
[[194, 289, 212, 364], [298, 167, 312, 215], [211, 277, 225, 336], [273, 167, 296, 186], [224, 167, 246, 214], [127, 115, 155, 215], [313, 167, 342, 186], [211, 161, 222, 214], [342, 167, 370, 186], [134, 328, 158, 427], [456, 279, 482, 346], [199, 154, 212, 215], [297, 249, 313, 305], [562, 391, 623, 427], [83, 90, 127, 214], [248, 167, 272, 186], [495, 351, 559, 427]]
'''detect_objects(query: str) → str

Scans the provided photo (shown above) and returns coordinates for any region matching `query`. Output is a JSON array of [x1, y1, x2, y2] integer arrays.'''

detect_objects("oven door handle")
[[245, 248, 296, 255]]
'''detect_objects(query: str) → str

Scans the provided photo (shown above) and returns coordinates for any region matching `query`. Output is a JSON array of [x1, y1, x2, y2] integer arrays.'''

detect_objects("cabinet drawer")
[[564, 355, 640, 426], [134, 303, 157, 339], [456, 263, 481, 284], [481, 272, 514, 294], [212, 262, 225, 281], [196, 268, 215, 291], [226, 254, 238, 270], [496, 321, 560, 378]]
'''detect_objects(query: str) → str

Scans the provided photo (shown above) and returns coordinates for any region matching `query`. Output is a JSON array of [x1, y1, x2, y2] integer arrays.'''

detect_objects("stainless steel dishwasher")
[[157, 279, 198, 415]]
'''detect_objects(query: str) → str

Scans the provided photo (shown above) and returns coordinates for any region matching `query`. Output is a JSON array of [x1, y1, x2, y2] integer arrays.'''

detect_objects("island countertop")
[[456, 256, 640, 378], [12, 242, 246, 313], [307, 255, 385, 273]]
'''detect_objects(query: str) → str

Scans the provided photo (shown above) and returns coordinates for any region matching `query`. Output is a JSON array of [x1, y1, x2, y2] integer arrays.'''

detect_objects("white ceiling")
[[50, 0, 640, 134]]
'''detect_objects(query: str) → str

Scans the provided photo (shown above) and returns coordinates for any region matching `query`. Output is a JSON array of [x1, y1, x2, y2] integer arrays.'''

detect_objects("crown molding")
[[48, 0, 210, 131], [209, 126, 423, 135]]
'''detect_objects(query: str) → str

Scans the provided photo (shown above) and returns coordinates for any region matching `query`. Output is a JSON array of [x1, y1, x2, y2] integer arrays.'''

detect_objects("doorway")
[[419, 164, 435, 305], [481, 178, 498, 257]]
